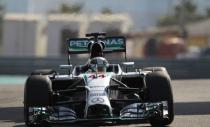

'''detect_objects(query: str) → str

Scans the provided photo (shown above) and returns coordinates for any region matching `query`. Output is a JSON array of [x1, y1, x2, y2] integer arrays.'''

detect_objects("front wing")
[[29, 101, 168, 126]]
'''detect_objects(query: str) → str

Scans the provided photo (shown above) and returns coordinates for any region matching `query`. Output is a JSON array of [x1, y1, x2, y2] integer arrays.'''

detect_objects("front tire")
[[24, 75, 52, 127], [146, 70, 174, 126]]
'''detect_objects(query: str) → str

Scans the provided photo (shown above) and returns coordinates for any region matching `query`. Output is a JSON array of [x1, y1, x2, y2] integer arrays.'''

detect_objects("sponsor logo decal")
[[91, 97, 104, 103], [68, 37, 125, 52], [89, 92, 106, 96]]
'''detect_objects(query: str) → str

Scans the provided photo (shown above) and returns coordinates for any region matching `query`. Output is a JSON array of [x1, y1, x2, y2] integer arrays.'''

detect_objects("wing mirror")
[[59, 65, 73, 69], [122, 62, 134, 72], [59, 65, 73, 75]]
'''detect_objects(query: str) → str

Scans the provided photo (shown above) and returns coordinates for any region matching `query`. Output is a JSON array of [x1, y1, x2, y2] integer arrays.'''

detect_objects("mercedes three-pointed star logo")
[[91, 97, 104, 103]]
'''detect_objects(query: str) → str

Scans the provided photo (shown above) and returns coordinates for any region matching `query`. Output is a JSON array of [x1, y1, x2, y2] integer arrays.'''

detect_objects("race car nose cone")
[[87, 104, 111, 118]]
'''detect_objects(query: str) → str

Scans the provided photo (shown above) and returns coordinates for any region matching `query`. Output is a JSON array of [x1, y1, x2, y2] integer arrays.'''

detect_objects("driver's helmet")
[[88, 57, 109, 72]]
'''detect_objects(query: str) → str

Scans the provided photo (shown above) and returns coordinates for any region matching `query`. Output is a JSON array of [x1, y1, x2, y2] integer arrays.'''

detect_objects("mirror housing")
[[59, 65, 72, 69], [59, 65, 73, 75], [122, 62, 134, 67], [122, 62, 134, 72]]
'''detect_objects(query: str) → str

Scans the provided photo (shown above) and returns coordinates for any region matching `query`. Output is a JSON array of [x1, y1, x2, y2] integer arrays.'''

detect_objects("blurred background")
[[0, 0, 210, 81]]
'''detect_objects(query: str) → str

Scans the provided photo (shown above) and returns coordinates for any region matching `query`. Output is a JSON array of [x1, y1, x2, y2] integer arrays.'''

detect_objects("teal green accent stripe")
[[0, 75, 27, 85]]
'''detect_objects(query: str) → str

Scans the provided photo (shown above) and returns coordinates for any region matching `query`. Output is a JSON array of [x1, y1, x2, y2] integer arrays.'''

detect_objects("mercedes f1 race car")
[[24, 32, 174, 127]]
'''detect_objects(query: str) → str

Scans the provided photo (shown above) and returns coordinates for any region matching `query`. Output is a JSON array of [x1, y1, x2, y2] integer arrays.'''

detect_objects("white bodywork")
[[79, 72, 115, 118]]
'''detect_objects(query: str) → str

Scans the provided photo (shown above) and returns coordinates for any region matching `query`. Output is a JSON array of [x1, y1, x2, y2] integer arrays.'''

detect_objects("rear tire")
[[146, 70, 174, 126], [24, 75, 52, 127]]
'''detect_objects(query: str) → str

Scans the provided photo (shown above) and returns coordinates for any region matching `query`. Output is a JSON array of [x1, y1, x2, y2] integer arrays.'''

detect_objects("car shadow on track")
[[1, 101, 210, 127], [175, 101, 210, 115], [0, 107, 23, 123]]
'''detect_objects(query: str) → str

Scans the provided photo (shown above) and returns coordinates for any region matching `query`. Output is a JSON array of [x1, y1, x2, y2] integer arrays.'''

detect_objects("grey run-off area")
[[0, 79, 210, 127]]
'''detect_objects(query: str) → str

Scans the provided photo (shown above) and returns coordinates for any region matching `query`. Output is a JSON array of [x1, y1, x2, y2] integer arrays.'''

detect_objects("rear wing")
[[67, 36, 126, 54]]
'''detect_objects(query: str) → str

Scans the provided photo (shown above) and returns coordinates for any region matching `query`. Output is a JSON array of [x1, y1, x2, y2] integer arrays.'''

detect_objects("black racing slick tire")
[[146, 71, 174, 126], [143, 67, 167, 72], [24, 75, 52, 127], [143, 67, 170, 79]]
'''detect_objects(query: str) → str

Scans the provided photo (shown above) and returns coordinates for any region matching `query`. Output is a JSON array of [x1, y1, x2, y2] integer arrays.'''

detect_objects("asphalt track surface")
[[0, 79, 210, 127]]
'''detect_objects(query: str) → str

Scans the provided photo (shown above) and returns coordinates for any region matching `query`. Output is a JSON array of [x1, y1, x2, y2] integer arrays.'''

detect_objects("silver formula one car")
[[24, 32, 174, 127]]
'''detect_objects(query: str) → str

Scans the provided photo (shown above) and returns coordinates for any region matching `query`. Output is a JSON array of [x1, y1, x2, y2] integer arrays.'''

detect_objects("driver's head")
[[89, 41, 105, 58], [88, 57, 108, 72]]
